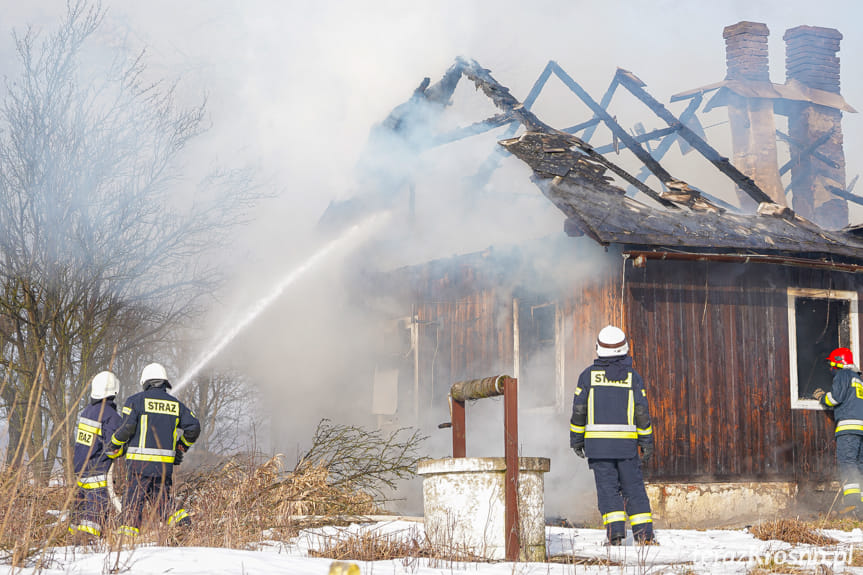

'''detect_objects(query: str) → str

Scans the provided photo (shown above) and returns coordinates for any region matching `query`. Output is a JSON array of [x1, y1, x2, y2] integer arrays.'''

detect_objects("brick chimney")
[[785, 26, 842, 93], [722, 22, 785, 209], [724, 21, 770, 82], [783, 26, 847, 228]]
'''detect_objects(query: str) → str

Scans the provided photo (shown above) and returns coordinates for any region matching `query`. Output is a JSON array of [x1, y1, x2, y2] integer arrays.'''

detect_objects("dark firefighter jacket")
[[110, 384, 200, 477], [570, 355, 653, 459], [73, 398, 122, 488], [821, 366, 863, 436]]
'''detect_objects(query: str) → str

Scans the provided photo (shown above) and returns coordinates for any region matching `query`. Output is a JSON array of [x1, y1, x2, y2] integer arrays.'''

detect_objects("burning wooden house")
[[323, 21, 863, 525]]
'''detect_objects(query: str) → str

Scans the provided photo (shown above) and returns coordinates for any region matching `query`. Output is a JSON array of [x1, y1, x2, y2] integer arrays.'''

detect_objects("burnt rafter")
[[398, 57, 785, 214], [454, 59, 734, 212], [613, 69, 776, 206], [502, 130, 863, 260], [546, 62, 676, 185], [454, 58, 685, 210], [776, 128, 840, 175], [456, 57, 553, 134], [827, 184, 863, 208]]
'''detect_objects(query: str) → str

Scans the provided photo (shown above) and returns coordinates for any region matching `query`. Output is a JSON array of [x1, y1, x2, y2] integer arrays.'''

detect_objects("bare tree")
[[177, 369, 250, 455], [0, 1, 262, 482]]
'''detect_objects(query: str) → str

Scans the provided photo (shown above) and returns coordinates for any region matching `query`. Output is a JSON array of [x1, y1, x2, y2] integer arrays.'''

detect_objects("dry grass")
[[0, 467, 72, 566], [547, 554, 619, 566], [0, 416, 428, 569], [749, 519, 838, 546], [847, 545, 863, 567], [0, 452, 402, 567], [305, 527, 489, 568], [174, 453, 379, 548], [747, 559, 812, 575], [307, 530, 427, 562], [813, 515, 863, 532]]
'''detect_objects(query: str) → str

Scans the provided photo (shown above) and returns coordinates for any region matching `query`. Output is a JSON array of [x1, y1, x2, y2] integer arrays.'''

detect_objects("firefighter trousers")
[[70, 484, 111, 537], [588, 457, 654, 543], [118, 473, 190, 536], [836, 434, 863, 516]]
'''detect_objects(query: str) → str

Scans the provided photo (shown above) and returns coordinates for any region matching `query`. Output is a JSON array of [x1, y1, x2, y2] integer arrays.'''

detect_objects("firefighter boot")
[[166, 513, 192, 546], [67, 526, 98, 547], [112, 525, 140, 549], [839, 484, 861, 518], [632, 522, 657, 545], [606, 522, 626, 546]]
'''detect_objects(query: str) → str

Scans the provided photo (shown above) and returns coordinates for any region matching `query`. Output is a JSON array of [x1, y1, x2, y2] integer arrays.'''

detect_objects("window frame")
[[513, 298, 566, 413], [788, 287, 859, 410]]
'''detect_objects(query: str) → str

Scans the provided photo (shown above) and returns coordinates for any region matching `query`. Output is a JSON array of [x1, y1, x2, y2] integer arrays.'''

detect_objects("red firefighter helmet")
[[827, 347, 854, 369]]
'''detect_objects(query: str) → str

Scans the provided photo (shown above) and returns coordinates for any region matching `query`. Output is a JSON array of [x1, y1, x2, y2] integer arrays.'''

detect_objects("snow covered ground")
[[5, 520, 863, 575]]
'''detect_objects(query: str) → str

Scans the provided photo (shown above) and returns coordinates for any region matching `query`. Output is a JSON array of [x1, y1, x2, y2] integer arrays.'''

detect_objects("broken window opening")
[[372, 316, 417, 428], [515, 298, 565, 411], [788, 288, 859, 410]]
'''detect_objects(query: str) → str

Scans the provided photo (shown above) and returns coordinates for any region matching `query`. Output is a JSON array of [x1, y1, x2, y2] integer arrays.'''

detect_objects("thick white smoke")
[[2, 0, 861, 519]]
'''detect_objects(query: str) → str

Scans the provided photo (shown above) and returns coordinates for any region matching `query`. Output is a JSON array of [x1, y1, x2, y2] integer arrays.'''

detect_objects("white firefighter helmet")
[[140, 362, 169, 387], [596, 325, 629, 357], [90, 371, 120, 400]]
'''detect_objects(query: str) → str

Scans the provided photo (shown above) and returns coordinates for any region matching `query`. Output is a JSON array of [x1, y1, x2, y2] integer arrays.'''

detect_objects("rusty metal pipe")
[[450, 375, 506, 402]]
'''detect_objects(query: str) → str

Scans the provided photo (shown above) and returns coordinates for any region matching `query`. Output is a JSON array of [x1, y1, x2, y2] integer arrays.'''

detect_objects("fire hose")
[[107, 465, 122, 512]]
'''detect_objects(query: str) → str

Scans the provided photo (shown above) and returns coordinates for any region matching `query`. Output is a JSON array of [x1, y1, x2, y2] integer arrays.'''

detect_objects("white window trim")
[[788, 288, 859, 410]]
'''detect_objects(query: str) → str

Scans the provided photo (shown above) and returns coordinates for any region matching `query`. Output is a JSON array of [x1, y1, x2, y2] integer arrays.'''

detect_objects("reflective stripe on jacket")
[[570, 356, 653, 459], [821, 367, 863, 436], [111, 385, 200, 477], [72, 399, 122, 477]]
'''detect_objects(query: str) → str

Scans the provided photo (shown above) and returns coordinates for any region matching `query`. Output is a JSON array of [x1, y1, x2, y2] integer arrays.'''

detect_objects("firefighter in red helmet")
[[814, 347, 863, 517]]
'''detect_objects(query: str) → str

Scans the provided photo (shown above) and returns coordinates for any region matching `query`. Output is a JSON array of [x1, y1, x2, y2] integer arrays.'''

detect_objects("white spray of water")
[[173, 212, 389, 392]]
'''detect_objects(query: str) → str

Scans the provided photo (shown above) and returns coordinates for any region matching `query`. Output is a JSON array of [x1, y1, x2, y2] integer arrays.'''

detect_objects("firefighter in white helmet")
[[106, 363, 200, 537], [570, 325, 656, 545], [69, 371, 123, 541]]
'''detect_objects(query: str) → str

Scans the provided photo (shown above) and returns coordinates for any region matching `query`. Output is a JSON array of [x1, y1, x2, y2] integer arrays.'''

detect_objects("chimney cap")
[[723, 21, 769, 39], [783, 25, 842, 42]]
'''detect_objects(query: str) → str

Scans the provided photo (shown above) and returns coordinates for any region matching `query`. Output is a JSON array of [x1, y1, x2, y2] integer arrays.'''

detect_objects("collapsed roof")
[[322, 50, 863, 269]]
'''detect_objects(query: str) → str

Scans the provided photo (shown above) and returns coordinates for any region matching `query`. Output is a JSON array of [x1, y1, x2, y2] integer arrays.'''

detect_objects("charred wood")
[[615, 68, 776, 206]]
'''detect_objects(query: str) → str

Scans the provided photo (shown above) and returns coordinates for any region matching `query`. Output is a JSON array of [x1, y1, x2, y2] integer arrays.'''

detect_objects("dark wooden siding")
[[625, 258, 858, 482], [398, 242, 860, 484], [562, 268, 624, 394], [417, 289, 510, 411]]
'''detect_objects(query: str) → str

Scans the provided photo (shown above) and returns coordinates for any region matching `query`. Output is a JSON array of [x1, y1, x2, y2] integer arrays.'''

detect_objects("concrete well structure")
[[417, 456, 550, 561]]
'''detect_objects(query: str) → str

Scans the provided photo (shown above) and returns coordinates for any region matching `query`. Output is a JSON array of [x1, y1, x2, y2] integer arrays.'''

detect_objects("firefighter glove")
[[813, 388, 826, 401], [173, 448, 184, 466], [640, 443, 654, 464], [105, 444, 123, 459], [572, 445, 585, 459]]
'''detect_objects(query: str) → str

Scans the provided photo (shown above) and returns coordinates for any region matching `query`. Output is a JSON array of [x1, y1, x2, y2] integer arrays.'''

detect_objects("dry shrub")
[[295, 419, 427, 502], [308, 530, 427, 562], [0, 419, 427, 559], [0, 467, 77, 567], [815, 515, 862, 532], [172, 452, 380, 548], [749, 519, 838, 546], [307, 528, 487, 566], [548, 554, 619, 566], [748, 559, 811, 575], [847, 545, 863, 567]]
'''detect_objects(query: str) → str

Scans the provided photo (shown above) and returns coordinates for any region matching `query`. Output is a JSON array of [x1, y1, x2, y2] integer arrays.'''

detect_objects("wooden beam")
[[615, 69, 775, 206], [550, 62, 675, 184]]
